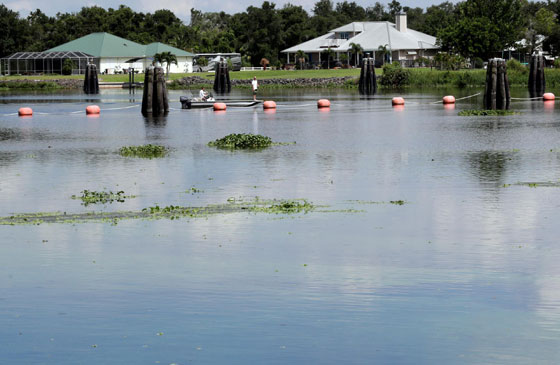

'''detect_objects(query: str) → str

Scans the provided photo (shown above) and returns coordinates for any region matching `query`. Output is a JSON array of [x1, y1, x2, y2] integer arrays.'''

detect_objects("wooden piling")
[[213, 60, 231, 94], [484, 58, 510, 110], [529, 53, 545, 97], [358, 58, 377, 95], [83, 64, 99, 94], [141, 66, 169, 116]]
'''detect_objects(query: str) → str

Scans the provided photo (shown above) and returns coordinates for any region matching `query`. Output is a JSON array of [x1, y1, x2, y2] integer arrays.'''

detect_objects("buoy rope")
[[275, 103, 319, 109], [510, 96, 544, 100], [1, 104, 140, 117], [100, 105, 139, 111], [430, 92, 481, 104]]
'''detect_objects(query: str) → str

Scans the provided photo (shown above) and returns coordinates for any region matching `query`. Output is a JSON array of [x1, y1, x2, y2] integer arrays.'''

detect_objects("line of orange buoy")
[[263, 101, 277, 109], [213, 102, 227, 111], [442, 95, 455, 104], [18, 107, 33, 116], [392, 97, 405, 106], [86, 105, 100, 115]]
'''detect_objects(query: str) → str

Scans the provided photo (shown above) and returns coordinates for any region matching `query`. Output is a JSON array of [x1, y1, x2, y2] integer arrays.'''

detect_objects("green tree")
[[295, 50, 308, 70], [377, 44, 390, 65], [420, 2, 455, 36], [349, 42, 363, 66], [154, 51, 178, 79], [322, 47, 336, 68], [0, 5, 28, 57], [438, 0, 524, 60], [525, 8, 556, 54], [366, 2, 389, 21], [242, 2, 284, 66]]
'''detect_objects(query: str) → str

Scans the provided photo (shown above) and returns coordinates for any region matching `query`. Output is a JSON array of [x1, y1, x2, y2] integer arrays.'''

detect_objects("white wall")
[[100, 58, 143, 74], [100, 56, 193, 74]]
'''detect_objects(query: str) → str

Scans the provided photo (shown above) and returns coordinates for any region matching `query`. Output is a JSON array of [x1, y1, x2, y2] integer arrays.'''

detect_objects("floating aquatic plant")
[[71, 190, 134, 206], [458, 109, 518, 116], [0, 198, 317, 225], [119, 144, 168, 158], [208, 133, 273, 149]]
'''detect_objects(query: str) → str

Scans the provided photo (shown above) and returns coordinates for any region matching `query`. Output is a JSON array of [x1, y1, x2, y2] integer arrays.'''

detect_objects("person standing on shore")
[[251, 76, 258, 101]]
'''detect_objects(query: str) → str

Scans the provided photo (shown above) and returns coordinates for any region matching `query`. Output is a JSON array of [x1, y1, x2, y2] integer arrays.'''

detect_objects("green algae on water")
[[458, 109, 519, 116], [0, 198, 316, 225], [119, 144, 168, 158]]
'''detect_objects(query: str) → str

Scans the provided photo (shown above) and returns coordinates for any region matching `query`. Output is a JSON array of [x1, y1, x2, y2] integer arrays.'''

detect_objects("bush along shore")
[[0, 79, 82, 90], [6, 67, 560, 90]]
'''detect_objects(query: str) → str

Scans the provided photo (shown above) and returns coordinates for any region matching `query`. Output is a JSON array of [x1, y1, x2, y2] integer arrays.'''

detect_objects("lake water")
[[1, 87, 560, 364]]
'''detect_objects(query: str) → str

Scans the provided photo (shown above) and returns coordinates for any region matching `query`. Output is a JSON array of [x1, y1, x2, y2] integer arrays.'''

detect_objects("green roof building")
[[46, 32, 195, 74]]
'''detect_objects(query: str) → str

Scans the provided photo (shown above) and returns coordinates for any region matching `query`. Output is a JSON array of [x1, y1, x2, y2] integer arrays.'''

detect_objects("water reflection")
[[466, 151, 513, 185], [1, 87, 560, 363]]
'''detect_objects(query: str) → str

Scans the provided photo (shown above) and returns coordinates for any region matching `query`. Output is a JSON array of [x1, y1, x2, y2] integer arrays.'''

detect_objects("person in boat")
[[251, 76, 258, 101], [199, 87, 209, 101]]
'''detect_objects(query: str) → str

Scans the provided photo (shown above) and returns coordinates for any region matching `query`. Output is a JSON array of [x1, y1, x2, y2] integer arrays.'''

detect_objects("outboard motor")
[[179, 96, 192, 109]]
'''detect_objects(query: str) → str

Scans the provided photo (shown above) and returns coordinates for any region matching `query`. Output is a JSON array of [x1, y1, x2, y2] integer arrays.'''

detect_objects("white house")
[[282, 14, 439, 67]]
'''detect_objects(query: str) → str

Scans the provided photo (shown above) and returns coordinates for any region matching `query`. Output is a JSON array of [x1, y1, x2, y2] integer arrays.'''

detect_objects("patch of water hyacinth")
[[119, 144, 168, 158], [208, 134, 273, 149]]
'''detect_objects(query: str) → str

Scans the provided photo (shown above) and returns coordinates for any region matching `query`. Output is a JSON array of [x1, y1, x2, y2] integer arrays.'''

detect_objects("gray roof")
[[282, 22, 438, 53]]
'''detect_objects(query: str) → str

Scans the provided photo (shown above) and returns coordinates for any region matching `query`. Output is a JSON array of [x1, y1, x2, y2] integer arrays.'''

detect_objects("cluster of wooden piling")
[[83, 64, 99, 94], [141, 66, 169, 116], [529, 53, 546, 97], [213, 60, 231, 94], [358, 58, 377, 95], [484, 58, 510, 110]]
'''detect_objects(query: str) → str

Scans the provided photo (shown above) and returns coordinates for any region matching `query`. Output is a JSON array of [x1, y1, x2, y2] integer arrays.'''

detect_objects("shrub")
[[62, 59, 75, 75], [554, 58, 560, 69], [506, 59, 527, 74], [472, 57, 484, 69], [380, 63, 410, 87]]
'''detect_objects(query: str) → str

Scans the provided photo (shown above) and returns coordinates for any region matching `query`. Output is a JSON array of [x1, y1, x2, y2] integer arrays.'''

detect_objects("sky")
[[4, 0, 459, 22]]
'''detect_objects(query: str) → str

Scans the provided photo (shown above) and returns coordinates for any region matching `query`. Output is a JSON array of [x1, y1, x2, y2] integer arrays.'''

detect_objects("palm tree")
[[349, 42, 363, 67], [322, 48, 336, 69], [295, 50, 307, 70], [154, 51, 178, 79], [377, 44, 390, 66]]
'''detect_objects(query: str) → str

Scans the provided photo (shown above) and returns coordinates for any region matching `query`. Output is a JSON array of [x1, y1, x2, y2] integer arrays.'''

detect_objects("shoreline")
[[1, 68, 558, 90]]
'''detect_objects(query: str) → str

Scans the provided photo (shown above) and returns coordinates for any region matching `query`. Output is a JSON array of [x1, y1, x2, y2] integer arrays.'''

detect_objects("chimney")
[[396, 13, 407, 32]]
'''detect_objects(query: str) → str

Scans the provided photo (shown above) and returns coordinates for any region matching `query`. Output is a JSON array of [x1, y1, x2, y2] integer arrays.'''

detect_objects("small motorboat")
[[180, 96, 262, 109]]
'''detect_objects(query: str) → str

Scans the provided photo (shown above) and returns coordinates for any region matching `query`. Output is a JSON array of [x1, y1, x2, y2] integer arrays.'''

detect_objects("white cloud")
[[138, 0, 195, 20]]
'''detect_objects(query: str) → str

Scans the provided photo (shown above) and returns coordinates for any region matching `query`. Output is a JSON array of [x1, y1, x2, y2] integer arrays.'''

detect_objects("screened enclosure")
[[0, 51, 96, 75]]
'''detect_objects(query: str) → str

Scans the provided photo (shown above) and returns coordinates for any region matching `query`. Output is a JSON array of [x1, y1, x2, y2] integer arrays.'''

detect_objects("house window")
[[338, 32, 350, 40]]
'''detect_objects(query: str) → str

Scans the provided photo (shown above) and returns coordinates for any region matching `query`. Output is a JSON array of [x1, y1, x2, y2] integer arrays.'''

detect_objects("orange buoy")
[[86, 105, 100, 115], [263, 100, 277, 109], [442, 95, 455, 104], [317, 99, 331, 108], [18, 107, 33, 116], [392, 97, 405, 106], [213, 102, 226, 111], [543, 92, 555, 101]]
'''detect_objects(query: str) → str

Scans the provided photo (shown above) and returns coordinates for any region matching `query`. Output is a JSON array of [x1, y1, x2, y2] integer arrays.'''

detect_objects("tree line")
[[1, 0, 560, 66]]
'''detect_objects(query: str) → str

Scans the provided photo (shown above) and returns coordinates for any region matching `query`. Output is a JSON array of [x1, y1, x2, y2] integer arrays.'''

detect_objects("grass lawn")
[[1, 69, 363, 83]]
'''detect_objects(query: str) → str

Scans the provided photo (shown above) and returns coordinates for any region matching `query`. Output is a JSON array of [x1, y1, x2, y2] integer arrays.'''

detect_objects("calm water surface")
[[1, 87, 560, 364]]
